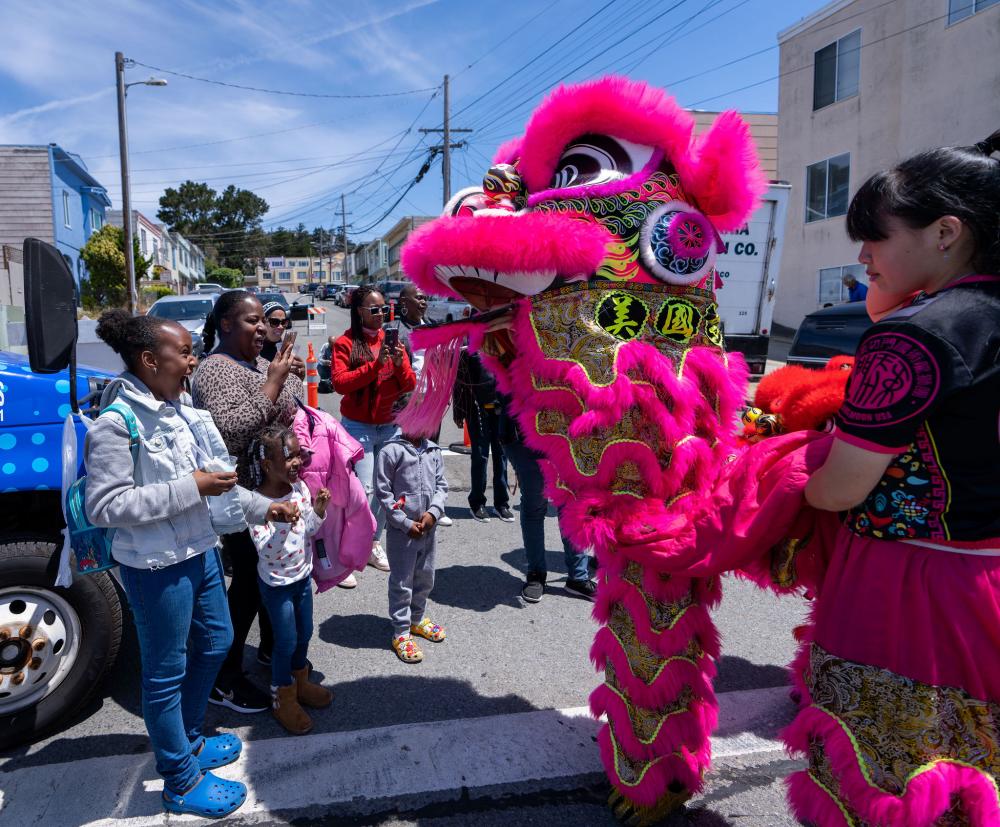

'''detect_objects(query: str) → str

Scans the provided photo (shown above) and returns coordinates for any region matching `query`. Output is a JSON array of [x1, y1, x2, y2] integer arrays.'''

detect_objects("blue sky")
[[0, 0, 832, 243]]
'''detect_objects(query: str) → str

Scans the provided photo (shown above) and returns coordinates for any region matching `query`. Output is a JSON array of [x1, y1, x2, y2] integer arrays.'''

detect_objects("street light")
[[115, 52, 167, 314]]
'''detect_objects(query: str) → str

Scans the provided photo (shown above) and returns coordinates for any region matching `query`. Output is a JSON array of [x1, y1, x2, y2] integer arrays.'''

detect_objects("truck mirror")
[[23, 237, 78, 374]]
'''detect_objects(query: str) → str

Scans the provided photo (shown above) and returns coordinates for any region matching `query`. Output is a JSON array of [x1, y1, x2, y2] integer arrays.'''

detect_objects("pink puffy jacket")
[[292, 405, 376, 591]]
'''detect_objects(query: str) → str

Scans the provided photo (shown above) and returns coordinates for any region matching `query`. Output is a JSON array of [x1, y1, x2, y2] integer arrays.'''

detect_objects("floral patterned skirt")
[[786, 524, 1000, 826]]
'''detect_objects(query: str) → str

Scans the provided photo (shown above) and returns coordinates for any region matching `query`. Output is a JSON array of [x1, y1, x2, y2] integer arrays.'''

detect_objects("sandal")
[[392, 633, 423, 663], [162, 771, 247, 818], [194, 733, 242, 770], [410, 618, 446, 642]]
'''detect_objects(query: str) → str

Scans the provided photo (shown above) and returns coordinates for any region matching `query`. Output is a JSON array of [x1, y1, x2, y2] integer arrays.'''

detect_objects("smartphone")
[[384, 325, 399, 351], [283, 330, 298, 351]]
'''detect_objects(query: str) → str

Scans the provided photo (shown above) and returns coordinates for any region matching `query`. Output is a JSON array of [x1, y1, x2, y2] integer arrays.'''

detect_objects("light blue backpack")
[[64, 402, 139, 574]]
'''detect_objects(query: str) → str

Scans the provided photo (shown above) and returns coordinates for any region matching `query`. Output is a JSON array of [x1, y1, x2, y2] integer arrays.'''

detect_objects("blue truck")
[[0, 350, 123, 747]]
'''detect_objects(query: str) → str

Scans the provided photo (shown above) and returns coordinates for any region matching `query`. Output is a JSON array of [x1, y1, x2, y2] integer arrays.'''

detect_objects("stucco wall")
[[774, 0, 1000, 331]]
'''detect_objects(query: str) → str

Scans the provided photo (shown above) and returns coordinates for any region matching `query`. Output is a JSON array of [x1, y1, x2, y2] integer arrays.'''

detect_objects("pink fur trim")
[[492, 136, 523, 165], [591, 683, 718, 762], [786, 772, 852, 827], [400, 212, 612, 297], [394, 336, 462, 437], [784, 705, 1000, 826], [598, 724, 708, 806], [678, 110, 768, 232]]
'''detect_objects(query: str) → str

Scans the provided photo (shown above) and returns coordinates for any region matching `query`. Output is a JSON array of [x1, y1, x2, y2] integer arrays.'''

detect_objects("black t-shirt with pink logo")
[[835, 277, 1000, 543]]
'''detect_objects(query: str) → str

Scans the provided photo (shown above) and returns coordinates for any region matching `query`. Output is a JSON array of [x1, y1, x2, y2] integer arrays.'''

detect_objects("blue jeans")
[[342, 416, 400, 544], [505, 441, 589, 581], [257, 576, 313, 687], [467, 405, 509, 511], [118, 549, 233, 795]]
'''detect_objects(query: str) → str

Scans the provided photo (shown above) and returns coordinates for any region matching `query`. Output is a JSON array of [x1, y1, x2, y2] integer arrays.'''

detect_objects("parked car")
[[336, 285, 358, 307], [787, 301, 873, 367], [317, 284, 341, 301], [256, 291, 290, 311], [425, 295, 473, 324], [146, 294, 218, 357], [193, 282, 225, 295], [376, 280, 409, 303]]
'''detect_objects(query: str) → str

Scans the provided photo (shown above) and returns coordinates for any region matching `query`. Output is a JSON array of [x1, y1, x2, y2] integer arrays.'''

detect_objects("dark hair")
[[846, 129, 1000, 273], [246, 422, 294, 488], [347, 286, 384, 411], [201, 289, 257, 352], [96, 309, 172, 372]]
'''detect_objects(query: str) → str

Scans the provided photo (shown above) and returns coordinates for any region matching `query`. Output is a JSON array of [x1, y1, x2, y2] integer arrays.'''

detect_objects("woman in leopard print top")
[[192, 290, 305, 713]]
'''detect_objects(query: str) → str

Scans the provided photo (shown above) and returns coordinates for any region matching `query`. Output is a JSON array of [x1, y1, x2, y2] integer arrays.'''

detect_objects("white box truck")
[[715, 182, 789, 376]]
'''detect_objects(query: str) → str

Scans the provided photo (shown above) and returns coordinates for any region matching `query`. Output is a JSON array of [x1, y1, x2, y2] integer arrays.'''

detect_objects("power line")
[[130, 60, 439, 99], [452, 0, 565, 78]]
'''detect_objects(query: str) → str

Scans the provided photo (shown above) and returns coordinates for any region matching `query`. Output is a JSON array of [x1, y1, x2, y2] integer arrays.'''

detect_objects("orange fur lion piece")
[[754, 356, 854, 433]]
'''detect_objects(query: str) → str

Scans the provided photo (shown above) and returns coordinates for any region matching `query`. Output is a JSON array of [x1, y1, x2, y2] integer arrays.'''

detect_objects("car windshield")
[[149, 299, 215, 320]]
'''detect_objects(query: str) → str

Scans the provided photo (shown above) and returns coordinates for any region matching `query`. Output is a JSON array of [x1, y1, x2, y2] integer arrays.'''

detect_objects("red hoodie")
[[331, 328, 416, 424]]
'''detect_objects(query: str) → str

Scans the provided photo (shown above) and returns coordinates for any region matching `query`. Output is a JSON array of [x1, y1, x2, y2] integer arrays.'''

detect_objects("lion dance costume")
[[398, 76, 765, 823]]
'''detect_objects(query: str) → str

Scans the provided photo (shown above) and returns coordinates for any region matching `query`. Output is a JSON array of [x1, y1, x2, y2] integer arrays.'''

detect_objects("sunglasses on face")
[[364, 305, 391, 316], [267, 318, 290, 328]]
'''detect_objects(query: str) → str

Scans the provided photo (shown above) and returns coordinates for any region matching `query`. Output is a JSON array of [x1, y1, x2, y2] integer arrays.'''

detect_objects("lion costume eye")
[[640, 200, 720, 286], [549, 134, 655, 190]]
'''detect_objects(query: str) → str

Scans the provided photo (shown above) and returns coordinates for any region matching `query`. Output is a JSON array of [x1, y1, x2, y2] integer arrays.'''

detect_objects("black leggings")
[[216, 529, 273, 689]]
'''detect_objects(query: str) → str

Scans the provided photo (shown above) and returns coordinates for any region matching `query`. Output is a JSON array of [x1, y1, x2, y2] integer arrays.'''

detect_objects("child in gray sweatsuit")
[[374, 433, 448, 663]]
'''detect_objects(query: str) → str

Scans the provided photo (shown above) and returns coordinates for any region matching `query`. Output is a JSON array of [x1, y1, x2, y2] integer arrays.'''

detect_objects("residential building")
[[383, 216, 435, 280], [252, 252, 346, 289], [168, 230, 207, 288], [0, 143, 111, 289], [691, 111, 778, 180], [774, 0, 1000, 331], [107, 210, 180, 292]]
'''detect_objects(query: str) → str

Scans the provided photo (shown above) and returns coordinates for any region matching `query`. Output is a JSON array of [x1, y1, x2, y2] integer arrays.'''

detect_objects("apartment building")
[[254, 253, 346, 289], [774, 0, 1000, 331]]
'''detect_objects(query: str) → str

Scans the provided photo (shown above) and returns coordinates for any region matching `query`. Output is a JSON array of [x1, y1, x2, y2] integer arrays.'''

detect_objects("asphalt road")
[[0, 298, 810, 825]]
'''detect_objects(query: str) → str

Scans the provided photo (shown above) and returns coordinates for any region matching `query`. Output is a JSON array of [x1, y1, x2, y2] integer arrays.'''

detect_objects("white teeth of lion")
[[493, 270, 557, 296]]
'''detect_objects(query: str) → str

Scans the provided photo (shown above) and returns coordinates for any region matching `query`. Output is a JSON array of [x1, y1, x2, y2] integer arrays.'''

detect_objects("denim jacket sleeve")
[[238, 487, 272, 525], [84, 413, 201, 528]]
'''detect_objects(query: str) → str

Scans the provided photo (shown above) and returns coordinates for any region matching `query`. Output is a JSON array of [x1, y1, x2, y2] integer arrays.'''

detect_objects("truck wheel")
[[0, 540, 123, 749]]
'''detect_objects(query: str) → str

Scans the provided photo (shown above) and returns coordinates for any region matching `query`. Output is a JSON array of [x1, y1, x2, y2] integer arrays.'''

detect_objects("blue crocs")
[[162, 771, 247, 818], [194, 733, 243, 770]]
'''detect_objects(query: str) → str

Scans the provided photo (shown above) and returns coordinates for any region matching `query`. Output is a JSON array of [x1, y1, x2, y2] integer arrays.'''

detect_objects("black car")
[[787, 301, 873, 367]]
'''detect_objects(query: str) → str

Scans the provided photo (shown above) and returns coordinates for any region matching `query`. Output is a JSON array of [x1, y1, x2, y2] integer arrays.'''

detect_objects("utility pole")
[[419, 75, 473, 206], [340, 193, 351, 283], [115, 53, 137, 314]]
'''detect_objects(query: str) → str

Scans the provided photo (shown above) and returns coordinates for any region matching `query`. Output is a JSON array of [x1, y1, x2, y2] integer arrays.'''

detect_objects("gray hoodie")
[[84, 374, 270, 570], [374, 436, 448, 533]]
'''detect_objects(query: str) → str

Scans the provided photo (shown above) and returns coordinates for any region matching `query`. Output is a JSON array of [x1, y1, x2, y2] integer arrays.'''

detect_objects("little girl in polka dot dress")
[[248, 423, 332, 735]]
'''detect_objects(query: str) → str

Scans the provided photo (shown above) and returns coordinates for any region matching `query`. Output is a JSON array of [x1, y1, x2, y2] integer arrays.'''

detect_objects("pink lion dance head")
[[401, 76, 765, 822]]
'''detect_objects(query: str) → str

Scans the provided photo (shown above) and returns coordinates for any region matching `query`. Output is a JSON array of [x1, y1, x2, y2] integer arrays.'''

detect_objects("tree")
[[79, 224, 150, 309], [206, 266, 244, 289], [158, 181, 269, 274]]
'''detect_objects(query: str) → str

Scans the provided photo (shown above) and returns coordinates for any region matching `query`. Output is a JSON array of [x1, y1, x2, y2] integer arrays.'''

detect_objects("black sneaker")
[[495, 505, 515, 523], [209, 674, 270, 714], [256, 650, 272, 667], [521, 572, 546, 603], [471, 505, 491, 523], [566, 578, 597, 600]]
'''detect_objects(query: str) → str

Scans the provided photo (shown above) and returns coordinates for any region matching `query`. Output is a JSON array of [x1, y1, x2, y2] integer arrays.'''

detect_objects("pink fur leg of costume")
[[400, 76, 765, 823]]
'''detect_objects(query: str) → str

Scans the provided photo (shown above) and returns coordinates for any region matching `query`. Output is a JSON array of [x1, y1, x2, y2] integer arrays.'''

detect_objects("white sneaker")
[[337, 573, 358, 589], [368, 543, 390, 572], [437, 514, 453, 526]]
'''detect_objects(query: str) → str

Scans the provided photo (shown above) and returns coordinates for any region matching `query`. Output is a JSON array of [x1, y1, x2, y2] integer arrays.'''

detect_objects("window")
[[813, 29, 860, 110], [296, 271, 308, 280], [949, 0, 999, 23], [153, 238, 159, 263], [90, 208, 102, 232], [805, 153, 850, 223], [140, 228, 148, 252], [278, 271, 292, 281], [818, 264, 866, 305], [62, 191, 72, 228]]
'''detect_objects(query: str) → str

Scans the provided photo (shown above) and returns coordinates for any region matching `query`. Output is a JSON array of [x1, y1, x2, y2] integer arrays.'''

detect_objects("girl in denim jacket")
[[84, 310, 294, 819]]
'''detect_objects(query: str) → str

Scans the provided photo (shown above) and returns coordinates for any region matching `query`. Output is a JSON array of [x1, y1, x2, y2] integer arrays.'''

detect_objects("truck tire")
[[0, 540, 123, 749]]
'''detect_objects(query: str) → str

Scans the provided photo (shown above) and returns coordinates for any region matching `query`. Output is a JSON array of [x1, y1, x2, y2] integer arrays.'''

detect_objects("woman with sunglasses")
[[260, 302, 290, 362], [331, 286, 415, 573]]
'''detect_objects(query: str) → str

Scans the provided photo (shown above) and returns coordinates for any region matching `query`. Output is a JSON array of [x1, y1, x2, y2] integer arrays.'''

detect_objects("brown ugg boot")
[[272, 684, 312, 735], [292, 667, 333, 709]]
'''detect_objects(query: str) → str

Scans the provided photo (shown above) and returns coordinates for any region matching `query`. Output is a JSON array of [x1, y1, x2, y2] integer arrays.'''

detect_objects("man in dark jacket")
[[453, 350, 513, 523]]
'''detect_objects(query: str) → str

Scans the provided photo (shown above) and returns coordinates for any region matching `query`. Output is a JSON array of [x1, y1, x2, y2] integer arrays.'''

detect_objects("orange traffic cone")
[[463, 421, 471, 448], [306, 342, 319, 407]]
